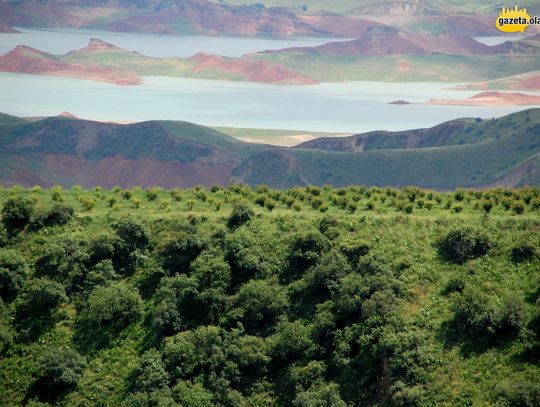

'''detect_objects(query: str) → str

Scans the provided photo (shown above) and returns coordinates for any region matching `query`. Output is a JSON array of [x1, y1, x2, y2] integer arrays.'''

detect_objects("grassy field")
[[212, 127, 348, 147], [0, 184, 538, 406]]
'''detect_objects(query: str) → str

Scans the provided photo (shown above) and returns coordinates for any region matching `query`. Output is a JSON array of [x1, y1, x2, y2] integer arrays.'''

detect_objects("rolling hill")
[[3, 34, 540, 85], [0, 109, 540, 189]]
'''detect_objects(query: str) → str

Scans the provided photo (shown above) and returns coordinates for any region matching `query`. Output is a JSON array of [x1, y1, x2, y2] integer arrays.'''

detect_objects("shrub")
[[437, 228, 492, 264], [451, 287, 526, 342], [112, 218, 150, 252], [34, 348, 86, 401], [79, 196, 96, 211], [451, 203, 463, 213], [133, 349, 169, 392], [173, 381, 214, 407], [14, 278, 67, 340], [482, 200, 494, 213], [288, 231, 330, 276], [227, 202, 254, 229], [31, 204, 75, 229], [159, 232, 207, 274], [1, 196, 34, 233], [146, 188, 159, 201], [512, 201, 525, 215], [511, 243, 537, 263], [82, 282, 142, 333], [0, 249, 27, 302]]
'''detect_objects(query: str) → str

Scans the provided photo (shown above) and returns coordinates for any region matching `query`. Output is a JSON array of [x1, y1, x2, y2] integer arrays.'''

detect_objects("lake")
[[0, 27, 351, 57], [0, 72, 536, 134]]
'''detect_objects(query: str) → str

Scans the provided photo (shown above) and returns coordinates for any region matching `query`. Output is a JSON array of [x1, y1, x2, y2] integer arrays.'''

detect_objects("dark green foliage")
[[34, 240, 89, 290], [450, 287, 526, 344], [78, 282, 142, 344], [31, 203, 74, 229], [230, 279, 288, 335], [0, 249, 28, 302], [437, 228, 492, 264], [227, 202, 254, 229], [31, 348, 86, 402], [1, 196, 34, 233], [286, 231, 329, 281], [511, 243, 537, 263], [133, 349, 170, 393], [112, 218, 150, 252], [14, 278, 67, 340], [0, 185, 538, 406], [159, 232, 208, 275]]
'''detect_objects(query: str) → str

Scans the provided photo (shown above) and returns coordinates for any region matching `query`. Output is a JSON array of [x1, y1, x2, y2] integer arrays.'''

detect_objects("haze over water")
[[0, 73, 536, 133]]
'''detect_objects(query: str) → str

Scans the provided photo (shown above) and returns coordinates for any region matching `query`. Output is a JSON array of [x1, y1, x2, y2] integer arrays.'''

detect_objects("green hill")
[[233, 109, 540, 189], [0, 184, 538, 406], [1, 109, 540, 189]]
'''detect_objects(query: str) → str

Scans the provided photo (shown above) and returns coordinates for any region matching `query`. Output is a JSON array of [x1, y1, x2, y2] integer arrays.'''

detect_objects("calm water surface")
[[0, 73, 536, 133]]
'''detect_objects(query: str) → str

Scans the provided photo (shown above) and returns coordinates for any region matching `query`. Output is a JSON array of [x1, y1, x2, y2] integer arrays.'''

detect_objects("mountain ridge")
[[1, 109, 539, 189]]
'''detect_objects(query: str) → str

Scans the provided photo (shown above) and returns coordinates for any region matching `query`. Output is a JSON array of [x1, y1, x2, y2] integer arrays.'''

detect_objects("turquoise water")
[[0, 27, 350, 57], [0, 73, 536, 133]]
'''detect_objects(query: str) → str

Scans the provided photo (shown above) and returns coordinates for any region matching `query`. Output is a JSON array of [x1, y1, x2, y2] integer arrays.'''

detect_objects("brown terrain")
[[426, 92, 540, 106], [451, 71, 540, 92], [268, 26, 494, 56], [189, 53, 317, 85], [0, 38, 317, 85], [0, 43, 142, 85]]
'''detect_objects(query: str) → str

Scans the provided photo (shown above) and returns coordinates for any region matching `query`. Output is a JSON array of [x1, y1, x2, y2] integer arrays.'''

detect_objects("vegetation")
[[0, 184, 538, 406]]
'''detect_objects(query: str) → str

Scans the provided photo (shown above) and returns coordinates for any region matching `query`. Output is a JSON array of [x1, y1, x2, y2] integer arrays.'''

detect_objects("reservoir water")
[[0, 72, 536, 133]]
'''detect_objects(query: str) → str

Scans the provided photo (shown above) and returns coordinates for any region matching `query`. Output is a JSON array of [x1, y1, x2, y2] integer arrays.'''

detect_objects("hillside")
[[234, 109, 540, 189], [1, 109, 540, 189], [0, 39, 317, 85], [3, 0, 536, 36], [3, 35, 540, 85], [270, 26, 494, 56], [0, 116, 265, 188], [0, 184, 538, 406]]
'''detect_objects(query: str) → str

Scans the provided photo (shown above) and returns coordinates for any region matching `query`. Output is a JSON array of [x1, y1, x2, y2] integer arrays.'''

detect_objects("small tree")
[[1, 196, 34, 234], [14, 278, 67, 340], [227, 202, 254, 229], [437, 228, 492, 264], [33, 347, 86, 402]]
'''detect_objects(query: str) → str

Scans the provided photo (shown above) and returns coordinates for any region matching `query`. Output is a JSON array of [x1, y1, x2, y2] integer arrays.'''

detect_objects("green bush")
[[133, 349, 170, 392], [1, 196, 34, 233], [511, 243, 537, 263], [227, 202, 254, 229], [437, 228, 492, 264], [14, 278, 67, 340], [81, 282, 142, 333], [33, 347, 86, 401]]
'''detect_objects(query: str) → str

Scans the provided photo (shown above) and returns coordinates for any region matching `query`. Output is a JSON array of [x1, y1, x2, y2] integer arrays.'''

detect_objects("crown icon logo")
[[496, 2, 531, 33]]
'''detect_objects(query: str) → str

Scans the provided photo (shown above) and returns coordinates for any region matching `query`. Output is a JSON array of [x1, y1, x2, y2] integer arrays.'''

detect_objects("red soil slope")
[[190, 53, 317, 84], [0, 45, 142, 85]]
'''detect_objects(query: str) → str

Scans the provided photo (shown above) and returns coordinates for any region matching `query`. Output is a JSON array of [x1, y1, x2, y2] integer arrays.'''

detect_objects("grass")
[[212, 126, 346, 146]]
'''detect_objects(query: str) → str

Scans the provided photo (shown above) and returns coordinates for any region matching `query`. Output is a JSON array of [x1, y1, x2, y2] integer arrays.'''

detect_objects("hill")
[[0, 39, 317, 85], [3, 35, 540, 85], [270, 26, 494, 56], [0, 116, 265, 188], [234, 109, 540, 189], [0, 184, 538, 406], [1, 109, 540, 189]]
